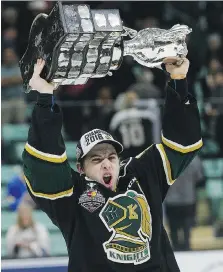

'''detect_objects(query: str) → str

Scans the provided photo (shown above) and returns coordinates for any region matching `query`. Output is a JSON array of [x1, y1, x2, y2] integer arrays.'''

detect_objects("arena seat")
[[14, 142, 25, 163], [1, 165, 22, 185], [1, 230, 67, 257], [1, 237, 7, 257], [203, 158, 223, 179], [1, 211, 17, 235], [11, 142, 77, 163], [50, 232, 67, 256], [1, 185, 7, 206], [1, 210, 59, 236], [65, 141, 77, 161], [2, 124, 29, 143], [200, 139, 220, 156], [33, 210, 59, 232], [203, 158, 223, 199], [202, 158, 223, 221]]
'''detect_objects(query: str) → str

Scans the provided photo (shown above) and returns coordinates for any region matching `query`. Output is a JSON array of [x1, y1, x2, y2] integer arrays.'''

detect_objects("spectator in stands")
[[193, 58, 223, 140], [1, 47, 26, 124], [110, 90, 161, 159], [210, 68, 223, 111], [114, 66, 162, 114], [6, 204, 50, 258], [130, 66, 162, 99], [214, 68, 223, 156], [6, 170, 36, 211], [207, 33, 222, 64], [86, 86, 115, 132], [165, 156, 205, 251], [2, 7, 19, 52], [27, 1, 49, 17], [203, 67, 223, 140]]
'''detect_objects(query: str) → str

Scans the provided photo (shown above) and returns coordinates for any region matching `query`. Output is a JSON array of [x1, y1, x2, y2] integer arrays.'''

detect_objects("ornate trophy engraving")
[[19, 2, 192, 93]]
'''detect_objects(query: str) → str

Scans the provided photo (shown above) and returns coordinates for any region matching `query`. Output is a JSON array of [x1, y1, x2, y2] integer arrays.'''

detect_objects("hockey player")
[[109, 90, 161, 159], [23, 57, 202, 272]]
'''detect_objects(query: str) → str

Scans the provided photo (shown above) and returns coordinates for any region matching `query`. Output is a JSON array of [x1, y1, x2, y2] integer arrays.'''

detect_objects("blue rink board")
[[2, 268, 67, 272], [1, 257, 68, 272], [2, 251, 223, 272]]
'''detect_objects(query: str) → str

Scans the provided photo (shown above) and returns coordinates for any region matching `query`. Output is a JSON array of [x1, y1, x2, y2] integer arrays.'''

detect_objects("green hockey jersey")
[[23, 79, 202, 272]]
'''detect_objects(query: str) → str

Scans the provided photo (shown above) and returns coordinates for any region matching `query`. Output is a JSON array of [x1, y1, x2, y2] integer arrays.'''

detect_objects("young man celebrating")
[[23, 57, 202, 272]]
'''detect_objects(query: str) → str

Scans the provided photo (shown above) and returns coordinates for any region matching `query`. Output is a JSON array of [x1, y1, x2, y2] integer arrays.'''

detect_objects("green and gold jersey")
[[23, 79, 202, 272]]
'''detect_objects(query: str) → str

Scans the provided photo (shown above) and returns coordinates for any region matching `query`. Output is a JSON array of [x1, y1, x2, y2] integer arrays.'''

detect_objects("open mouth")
[[103, 174, 112, 185]]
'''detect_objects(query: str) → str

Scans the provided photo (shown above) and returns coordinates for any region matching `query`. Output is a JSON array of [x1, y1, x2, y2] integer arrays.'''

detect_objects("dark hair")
[[78, 158, 84, 169]]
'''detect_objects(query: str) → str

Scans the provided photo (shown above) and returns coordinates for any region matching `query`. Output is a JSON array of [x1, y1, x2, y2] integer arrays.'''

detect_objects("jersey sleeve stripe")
[[24, 175, 73, 199], [156, 144, 176, 185], [135, 144, 153, 159], [25, 143, 67, 163], [161, 133, 203, 153]]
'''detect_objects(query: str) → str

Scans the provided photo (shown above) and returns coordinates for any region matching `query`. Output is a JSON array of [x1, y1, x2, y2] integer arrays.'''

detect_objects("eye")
[[92, 158, 101, 163], [109, 156, 116, 161]]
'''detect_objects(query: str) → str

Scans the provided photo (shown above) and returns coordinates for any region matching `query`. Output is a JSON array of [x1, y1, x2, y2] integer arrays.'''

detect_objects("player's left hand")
[[162, 57, 189, 80]]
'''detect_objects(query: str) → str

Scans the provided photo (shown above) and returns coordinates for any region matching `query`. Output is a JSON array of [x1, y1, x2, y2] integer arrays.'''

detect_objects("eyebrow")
[[89, 152, 117, 159]]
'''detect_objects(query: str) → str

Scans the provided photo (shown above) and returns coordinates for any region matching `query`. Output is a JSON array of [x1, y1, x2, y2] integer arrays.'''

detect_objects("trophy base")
[[19, 2, 66, 93], [19, 2, 126, 92]]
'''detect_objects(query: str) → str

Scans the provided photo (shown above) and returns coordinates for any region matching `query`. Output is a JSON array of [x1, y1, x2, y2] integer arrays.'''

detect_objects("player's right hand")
[[29, 58, 55, 94], [162, 57, 190, 80]]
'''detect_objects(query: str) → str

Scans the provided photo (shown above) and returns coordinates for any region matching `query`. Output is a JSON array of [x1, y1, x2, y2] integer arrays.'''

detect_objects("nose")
[[101, 158, 111, 170]]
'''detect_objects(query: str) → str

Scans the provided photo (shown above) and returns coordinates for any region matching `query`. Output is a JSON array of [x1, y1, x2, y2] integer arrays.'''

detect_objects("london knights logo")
[[99, 190, 152, 265]]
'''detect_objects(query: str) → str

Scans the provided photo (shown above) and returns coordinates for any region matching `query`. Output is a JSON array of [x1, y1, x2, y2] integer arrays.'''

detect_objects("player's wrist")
[[40, 83, 54, 94], [170, 74, 186, 80], [37, 93, 54, 106]]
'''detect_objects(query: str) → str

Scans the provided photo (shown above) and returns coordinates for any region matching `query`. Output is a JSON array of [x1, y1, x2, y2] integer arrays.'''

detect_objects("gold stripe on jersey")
[[162, 134, 203, 153], [25, 143, 67, 163], [156, 144, 176, 185], [24, 175, 73, 199]]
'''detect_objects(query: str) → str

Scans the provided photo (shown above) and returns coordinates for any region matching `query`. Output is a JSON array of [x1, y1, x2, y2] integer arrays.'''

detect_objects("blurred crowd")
[[1, 1, 223, 258], [2, 1, 223, 153]]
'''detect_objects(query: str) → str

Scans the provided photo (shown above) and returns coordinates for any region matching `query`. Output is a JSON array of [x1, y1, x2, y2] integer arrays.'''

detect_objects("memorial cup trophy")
[[19, 1, 192, 93]]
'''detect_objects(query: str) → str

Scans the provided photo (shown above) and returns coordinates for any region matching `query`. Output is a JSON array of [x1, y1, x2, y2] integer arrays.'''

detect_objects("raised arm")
[[22, 59, 78, 226], [133, 57, 203, 197], [157, 57, 202, 185]]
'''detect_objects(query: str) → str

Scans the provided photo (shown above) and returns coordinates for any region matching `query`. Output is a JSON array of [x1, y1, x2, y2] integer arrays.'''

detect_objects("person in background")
[[6, 204, 50, 258], [4, 167, 36, 211], [206, 33, 222, 64], [6, 171, 27, 211], [2, 7, 19, 52], [214, 68, 223, 156], [86, 85, 115, 132], [130, 66, 162, 99], [110, 90, 161, 159], [164, 156, 205, 251], [1, 47, 26, 124]]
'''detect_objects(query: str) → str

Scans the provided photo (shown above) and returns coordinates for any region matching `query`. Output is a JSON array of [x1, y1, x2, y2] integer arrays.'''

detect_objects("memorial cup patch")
[[79, 183, 105, 213]]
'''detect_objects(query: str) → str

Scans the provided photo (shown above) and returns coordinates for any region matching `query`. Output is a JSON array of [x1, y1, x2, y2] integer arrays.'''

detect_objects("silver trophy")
[[19, 2, 192, 92]]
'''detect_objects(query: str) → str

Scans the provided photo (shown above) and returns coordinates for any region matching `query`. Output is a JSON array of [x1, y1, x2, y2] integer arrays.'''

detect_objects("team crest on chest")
[[79, 183, 105, 213], [99, 190, 152, 265]]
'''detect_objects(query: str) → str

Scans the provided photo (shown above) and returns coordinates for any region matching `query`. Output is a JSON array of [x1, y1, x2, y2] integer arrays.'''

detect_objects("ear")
[[76, 162, 85, 175]]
